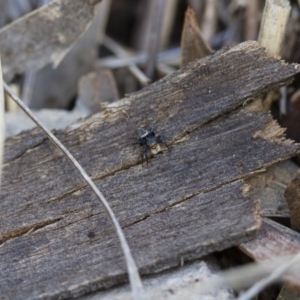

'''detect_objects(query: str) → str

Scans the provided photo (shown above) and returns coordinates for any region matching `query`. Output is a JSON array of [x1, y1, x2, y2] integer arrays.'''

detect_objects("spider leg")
[[141, 146, 150, 165], [164, 142, 171, 151], [156, 135, 171, 151]]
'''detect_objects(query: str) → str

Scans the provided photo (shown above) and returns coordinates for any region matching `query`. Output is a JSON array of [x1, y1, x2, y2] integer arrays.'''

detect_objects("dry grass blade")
[[145, 0, 165, 78], [258, 0, 291, 56], [0, 57, 4, 184], [159, 0, 179, 49], [216, 255, 300, 291], [258, 0, 291, 111], [103, 36, 150, 85], [237, 253, 300, 300], [3, 82, 143, 300], [245, 0, 259, 40], [98, 47, 180, 69], [201, 0, 217, 43], [87, 0, 103, 5]]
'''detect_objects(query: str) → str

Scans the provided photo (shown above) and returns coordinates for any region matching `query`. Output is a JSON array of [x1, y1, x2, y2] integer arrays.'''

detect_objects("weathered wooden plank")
[[239, 218, 300, 289], [0, 105, 297, 298], [2, 41, 299, 212], [1, 103, 298, 240], [0, 181, 257, 299], [1, 41, 300, 298]]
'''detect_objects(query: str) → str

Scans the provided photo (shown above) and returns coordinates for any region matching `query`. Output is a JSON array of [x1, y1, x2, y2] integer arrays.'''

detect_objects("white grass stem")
[[238, 253, 300, 300]]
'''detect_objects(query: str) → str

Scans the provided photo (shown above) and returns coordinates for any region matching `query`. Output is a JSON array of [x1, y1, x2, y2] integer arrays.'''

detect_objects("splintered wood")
[[1, 41, 300, 298]]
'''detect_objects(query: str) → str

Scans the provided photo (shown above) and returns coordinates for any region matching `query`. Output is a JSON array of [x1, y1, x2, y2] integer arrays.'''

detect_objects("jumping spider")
[[133, 126, 170, 165]]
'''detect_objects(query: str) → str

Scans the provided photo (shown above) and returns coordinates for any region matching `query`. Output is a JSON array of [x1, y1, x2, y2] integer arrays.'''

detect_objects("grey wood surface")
[[1, 41, 300, 299]]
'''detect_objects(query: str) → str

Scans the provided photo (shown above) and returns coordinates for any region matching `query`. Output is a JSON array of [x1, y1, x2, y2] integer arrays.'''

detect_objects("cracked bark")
[[1, 41, 300, 299]]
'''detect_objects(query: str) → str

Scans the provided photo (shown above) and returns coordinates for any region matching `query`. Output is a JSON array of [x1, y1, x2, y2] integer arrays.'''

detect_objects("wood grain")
[[0, 181, 259, 299], [1, 41, 300, 298]]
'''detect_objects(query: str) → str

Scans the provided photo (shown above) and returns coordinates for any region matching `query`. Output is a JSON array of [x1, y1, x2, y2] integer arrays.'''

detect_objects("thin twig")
[[156, 62, 176, 76], [159, 0, 179, 49], [22, 71, 36, 106], [258, 0, 291, 56], [3, 82, 143, 300], [103, 36, 150, 86], [98, 47, 180, 69], [245, 0, 259, 40], [145, 0, 165, 79], [258, 0, 291, 111], [238, 253, 300, 300], [93, 0, 112, 44], [280, 86, 287, 116], [201, 0, 217, 43]]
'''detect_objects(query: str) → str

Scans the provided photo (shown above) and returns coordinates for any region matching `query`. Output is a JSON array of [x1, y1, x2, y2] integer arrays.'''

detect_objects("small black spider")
[[133, 126, 170, 164]]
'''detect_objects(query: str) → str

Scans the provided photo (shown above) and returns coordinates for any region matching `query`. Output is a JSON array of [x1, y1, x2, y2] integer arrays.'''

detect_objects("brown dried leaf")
[[180, 7, 213, 68]]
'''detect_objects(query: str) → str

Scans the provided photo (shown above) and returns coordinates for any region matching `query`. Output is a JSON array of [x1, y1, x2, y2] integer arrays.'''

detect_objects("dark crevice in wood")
[[43, 184, 87, 205], [121, 178, 259, 231], [0, 217, 63, 244], [3, 135, 48, 165]]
